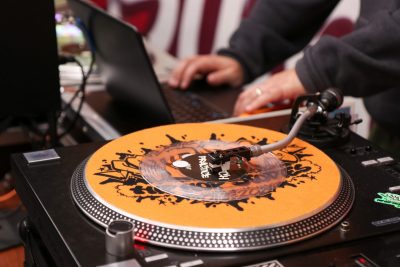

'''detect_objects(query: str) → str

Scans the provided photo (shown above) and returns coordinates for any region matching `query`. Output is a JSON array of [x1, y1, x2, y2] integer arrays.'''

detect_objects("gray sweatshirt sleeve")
[[218, 0, 340, 83], [296, 9, 400, 96]]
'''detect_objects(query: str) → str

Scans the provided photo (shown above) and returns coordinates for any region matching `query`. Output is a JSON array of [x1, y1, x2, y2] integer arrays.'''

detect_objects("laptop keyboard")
[[162, 88, 229, 122]]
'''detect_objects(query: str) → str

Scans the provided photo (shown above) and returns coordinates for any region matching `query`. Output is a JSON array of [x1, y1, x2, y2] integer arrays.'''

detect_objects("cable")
[[57, 51, 95, 139], [1, 53, 94, 148], [53, 17, 98, 141], [38, 52, 95, 145], [15, 55, 85, 148]]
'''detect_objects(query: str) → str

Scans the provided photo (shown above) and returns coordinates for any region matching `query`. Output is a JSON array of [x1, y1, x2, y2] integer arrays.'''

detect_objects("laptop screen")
[[68, 0, 175, 125]]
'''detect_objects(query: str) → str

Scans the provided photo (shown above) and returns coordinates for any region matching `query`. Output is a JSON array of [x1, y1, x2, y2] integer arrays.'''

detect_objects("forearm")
[[219, 0, 340, 83], [296, 9, 400, 96]]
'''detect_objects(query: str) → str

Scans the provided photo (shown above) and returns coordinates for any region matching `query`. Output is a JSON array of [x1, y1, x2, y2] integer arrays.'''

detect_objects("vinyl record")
[[140, 140, 286, 202]]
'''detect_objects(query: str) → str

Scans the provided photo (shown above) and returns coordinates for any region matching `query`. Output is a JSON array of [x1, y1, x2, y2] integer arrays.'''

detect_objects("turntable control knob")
[[105, 220, 134, 257], [365, 145, 372, 152], [350, 148, 357, 155], [340, 221, 350, 231]]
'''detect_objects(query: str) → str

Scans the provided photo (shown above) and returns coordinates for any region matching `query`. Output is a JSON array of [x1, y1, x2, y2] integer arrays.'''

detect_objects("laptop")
[[67, 0, 236, 127]]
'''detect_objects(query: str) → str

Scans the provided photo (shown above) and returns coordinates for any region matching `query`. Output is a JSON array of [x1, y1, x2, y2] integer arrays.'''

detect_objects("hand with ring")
[[233, 69, 306, 116], [168, 55, 244, 89]]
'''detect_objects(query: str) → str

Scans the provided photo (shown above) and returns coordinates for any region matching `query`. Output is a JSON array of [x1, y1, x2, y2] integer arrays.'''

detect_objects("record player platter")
[[71, 123, 354, 251]]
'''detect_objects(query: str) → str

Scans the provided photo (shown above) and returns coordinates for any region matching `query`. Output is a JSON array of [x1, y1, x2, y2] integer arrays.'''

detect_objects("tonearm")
[[207, 88, 345, 173]]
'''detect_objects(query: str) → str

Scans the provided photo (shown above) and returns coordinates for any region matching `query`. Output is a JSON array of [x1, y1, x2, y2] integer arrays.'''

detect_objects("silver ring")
[[255, 87, 263, 97]]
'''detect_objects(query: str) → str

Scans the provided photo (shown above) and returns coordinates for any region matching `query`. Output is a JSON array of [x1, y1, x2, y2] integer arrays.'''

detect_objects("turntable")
[[12, 90, 400, 266]]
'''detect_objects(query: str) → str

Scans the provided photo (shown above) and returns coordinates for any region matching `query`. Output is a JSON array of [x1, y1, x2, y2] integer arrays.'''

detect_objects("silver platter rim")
[[71, 158, 354, 252]]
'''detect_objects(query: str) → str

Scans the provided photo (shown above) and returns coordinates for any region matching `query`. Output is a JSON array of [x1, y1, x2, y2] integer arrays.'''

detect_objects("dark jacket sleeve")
[[296, 9, 400, 96], [218, 0, 340, 83]]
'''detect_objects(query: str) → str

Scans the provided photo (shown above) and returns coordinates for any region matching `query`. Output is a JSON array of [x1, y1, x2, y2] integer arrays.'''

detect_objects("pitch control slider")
[[208, 103, 318, 173]]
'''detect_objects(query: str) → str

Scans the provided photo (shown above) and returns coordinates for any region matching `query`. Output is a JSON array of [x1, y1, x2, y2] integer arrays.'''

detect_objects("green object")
[[374, 192, 400, 208]]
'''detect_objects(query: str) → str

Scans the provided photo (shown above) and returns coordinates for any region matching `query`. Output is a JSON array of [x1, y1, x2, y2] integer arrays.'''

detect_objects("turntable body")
[[72, 124, 353, 251], [12, 123, 400, 266]]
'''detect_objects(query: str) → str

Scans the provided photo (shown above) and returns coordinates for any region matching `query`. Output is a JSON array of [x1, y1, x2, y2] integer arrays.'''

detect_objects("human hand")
[[233, 69, 306, 116], [168, 55, 244, 89]]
